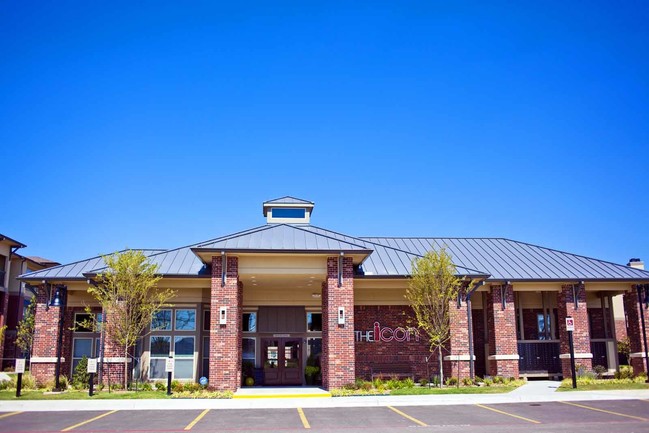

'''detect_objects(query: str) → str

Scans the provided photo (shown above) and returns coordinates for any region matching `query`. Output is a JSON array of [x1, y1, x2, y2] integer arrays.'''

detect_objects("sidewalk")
[[2, 381, 648, 412]]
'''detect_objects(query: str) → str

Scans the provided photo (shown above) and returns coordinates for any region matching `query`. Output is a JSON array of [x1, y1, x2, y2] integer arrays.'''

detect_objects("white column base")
[[488, 354, 520, 360], [630, 352, 647, 358], [30, 357, 66, 363], [559, 353, 593, 359], [443, 355, 476, 361]]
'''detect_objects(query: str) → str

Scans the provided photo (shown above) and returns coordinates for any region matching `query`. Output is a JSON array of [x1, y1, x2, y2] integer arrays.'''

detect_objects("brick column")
[[322, 256, 355, 390], [209, 255, 241, 391], [624, 285, 649, 375], [100, 308, 130, 387], [557, 284, 592, 377], [0, 290, 9, 363], [30, 285, 63, 385], [486, 284, 519, 377], [444, 288, 472, 380]]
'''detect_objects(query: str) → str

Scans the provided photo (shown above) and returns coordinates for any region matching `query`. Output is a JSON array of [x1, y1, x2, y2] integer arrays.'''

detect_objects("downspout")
[[466, 279, 485, 380]]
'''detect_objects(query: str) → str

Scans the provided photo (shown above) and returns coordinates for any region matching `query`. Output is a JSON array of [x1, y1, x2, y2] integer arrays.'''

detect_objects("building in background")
[[17, 198, 649, 390], [0, 234, 59, 369]]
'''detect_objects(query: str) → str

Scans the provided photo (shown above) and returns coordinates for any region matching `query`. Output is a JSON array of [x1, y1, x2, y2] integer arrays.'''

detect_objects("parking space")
[[302, 407, 415, 430], [0, 400, 647, 433], [0, 411, 110, 432]]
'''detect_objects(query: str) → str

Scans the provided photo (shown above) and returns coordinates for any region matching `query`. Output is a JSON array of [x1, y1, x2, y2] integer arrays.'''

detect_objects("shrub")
[[360, 381, 373, 391], [593, 365, 607, 379], [43, 375, 69, 391], [401, 378, 415, 388], [140, 382, 153, 391], [110, 382, 123, 391], [72, 356, 91, 390], [462, 377, 475, 387], [492, 376, 504, 384], [483, 378, 493, 387], [184, 382, 202, 392], [343, 382, 358, 390], [615, 365, 634, 380], [0, 376, 14, 390], [155, 381, 167, 391], [445, 376, 458, 386], [171, 380, 184, 393], [419, 378, 428, 387]]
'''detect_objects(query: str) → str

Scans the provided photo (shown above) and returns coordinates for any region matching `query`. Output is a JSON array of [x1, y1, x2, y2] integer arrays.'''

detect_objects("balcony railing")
[[517, 340, 561, 374]]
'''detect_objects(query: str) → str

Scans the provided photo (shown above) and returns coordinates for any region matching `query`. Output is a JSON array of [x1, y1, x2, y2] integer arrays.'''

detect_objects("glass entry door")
[[262, 338, 302, 385]]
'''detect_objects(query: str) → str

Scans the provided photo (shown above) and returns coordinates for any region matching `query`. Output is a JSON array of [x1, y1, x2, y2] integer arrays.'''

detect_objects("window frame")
[[151, 309, 173, 331]]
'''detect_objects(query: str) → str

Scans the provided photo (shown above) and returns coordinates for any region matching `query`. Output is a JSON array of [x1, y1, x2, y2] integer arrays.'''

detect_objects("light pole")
[[636, 284, 649, 382], [52, 286, 67, 391]]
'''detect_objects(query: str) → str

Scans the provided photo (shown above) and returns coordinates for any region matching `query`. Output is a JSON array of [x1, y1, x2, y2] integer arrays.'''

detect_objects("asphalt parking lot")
[[0, 400, 648, 433]]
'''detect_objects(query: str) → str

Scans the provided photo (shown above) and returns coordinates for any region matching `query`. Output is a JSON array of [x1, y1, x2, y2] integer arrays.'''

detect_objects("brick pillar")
[[557, 284, 592, 377], [444, 288, 472, 380], [30, 285, 63, 385], [100, 308, 130, 387], [209, 255, 241, 391], [486, 284, 519, 378], [0, 290, 9, 363], [322, 256, 355, 390], [624, 285, 649, 375]]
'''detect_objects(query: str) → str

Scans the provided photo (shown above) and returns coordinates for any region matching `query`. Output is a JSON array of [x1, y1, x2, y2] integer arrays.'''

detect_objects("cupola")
[[262, 196, 314, 224]]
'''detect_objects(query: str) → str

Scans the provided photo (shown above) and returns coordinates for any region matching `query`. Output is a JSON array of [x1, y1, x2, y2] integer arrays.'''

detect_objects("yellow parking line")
[[61, 410, 118, 431], [0, 412, 21, 420], [184, 409, 210, 431], [475, 404, 540, 424], [387, 406, 428, 427], [559, 401, 648, 422], [297, 407, 311, 429]]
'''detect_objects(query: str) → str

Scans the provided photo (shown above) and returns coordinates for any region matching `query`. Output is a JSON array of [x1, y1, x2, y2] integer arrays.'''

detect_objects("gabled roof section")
[[18, 249, 166, 281], [0, 234, 26, 248], [301, 226, 489, 278], [263, 196, 314, 205], [191, 224, 373, 264], [362, 237, 649, 281]]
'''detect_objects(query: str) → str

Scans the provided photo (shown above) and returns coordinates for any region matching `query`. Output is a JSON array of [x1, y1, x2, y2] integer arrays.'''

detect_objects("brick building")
[[17, 197, 649, 390]]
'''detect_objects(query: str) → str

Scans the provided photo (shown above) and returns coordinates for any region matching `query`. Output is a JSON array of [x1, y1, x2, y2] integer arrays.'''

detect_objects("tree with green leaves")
[[85, 250, 176, 389], [406, 248, 463, 386], [15, 296, 36, 357]]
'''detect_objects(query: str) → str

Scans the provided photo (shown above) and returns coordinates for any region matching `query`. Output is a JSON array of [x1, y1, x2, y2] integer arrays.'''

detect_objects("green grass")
[[0, 390, 171, 400], [390, 385, 520, 395], [557, 382, 649, 391]]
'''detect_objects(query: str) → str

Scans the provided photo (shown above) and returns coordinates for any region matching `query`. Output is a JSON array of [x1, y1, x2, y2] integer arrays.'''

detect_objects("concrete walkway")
[[1, 381, 648, 412]]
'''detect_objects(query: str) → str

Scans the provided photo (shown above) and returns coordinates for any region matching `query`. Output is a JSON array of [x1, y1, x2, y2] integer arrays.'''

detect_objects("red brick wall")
[[558, 284, 592, 377], [354, 305, 429, 380], [0, 290, 8, 362], [322, 256, 355, 389], [615, 319, 627, 341], [624, 286, 649, 374], [588, 307, 613, 339], [486, 285, 519, 378], [31, 285, 62, 385], [209, 255, 241, 391], [445, 289, 471, 379]]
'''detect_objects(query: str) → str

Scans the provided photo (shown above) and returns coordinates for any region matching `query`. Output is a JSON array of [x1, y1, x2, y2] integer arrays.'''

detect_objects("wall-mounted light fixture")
[[219, 306, 227, 325], [338, 307, 345, 325]]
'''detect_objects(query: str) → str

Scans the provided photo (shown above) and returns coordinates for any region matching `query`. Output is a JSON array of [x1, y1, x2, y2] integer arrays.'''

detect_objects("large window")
[[174, 336, 195, 379], [202, 336, 210, 378], [243, 312, 257, 332], [74, 312, 103, 332], [537, 313, 552, 340], [243, 337, 256, 362], [152, 310, 172, 331], [149, 336, 171, 379], [71, 337, 101, 373], [307, 312, 322, 332], [175, 310, 196, 331]]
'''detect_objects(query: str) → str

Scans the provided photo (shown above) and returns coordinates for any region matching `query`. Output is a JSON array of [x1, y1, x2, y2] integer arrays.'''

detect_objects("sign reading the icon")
[[355, 321, 420, 343], [566, 317, 575, 332]]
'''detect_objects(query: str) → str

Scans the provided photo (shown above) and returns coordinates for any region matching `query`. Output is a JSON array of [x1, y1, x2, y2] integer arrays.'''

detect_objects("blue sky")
[[1, 1, 647, 267]]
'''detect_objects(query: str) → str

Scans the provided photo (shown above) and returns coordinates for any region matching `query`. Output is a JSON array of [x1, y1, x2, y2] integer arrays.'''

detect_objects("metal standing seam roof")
[[361, 237, 649, 281], [18, 249, 166, 280], [18, 225, 649, 282]]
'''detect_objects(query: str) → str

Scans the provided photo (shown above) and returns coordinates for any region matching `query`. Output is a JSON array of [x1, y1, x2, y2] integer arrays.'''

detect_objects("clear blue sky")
[[1, 2, 647, 267]]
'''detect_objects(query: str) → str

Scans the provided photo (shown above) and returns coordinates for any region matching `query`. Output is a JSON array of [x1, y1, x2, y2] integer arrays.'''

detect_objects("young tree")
[[15, 297, 36, 357], [86, 250, 176, 389], [406, 248, 462, 386]]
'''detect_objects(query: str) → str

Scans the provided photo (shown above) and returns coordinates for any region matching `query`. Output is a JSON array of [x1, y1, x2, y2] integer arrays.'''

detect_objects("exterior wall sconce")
[[219, 306, 227, 325], [338, 307, 345, 325]]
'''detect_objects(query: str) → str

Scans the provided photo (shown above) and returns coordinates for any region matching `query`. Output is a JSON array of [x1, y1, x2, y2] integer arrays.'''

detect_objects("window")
[[174, 336, 195, 379], [175, 309, 196, 331], [307, 337, 322, 366], [152, 310, 172, 331], [203, 310, 210, 331], [243, 338, 256, 363], [72, 338, 93, 372], [74, 312, 102, 332], [537, 313, 552, 340], [307, 312, 322, 332], [243, 312, 257, 332], [149, 336, 171, 379], [271, 208, 305, 218], [202, 336, 210, 378]]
